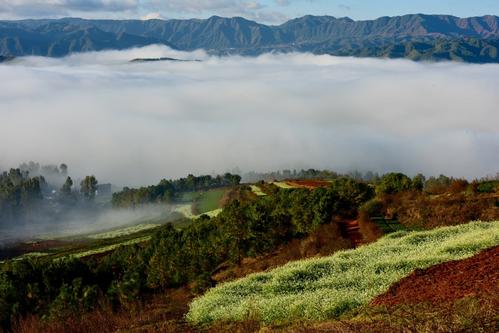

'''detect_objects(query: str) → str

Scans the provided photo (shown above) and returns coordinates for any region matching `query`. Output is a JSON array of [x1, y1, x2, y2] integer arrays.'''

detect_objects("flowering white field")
[[250, 185, 267, 196], [187, 221, 499, 325]]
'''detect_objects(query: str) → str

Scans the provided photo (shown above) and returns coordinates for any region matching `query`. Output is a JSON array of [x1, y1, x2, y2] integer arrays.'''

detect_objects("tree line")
[[0, 163, 100, 227], [111, 173, 241, 208], [373, 172, 499, 195]]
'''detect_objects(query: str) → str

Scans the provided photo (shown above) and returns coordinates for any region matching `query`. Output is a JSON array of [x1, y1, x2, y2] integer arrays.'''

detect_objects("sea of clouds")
[[0, 45, 498, 186]]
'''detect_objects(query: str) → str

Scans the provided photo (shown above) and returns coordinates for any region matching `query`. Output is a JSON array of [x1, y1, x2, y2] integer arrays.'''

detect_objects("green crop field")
[[175, 189, 226, 216], [187, 221, 499, 325], [87, 223, 161, 239], [178, 191, 199, 202], [194, 189, 226, 214], [69, 236, 151, 259]]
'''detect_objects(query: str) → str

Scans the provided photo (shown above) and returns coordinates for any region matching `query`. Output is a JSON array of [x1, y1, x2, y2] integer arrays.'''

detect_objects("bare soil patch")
[[286, 180, 331, 189], [372, 246, 499, 306]]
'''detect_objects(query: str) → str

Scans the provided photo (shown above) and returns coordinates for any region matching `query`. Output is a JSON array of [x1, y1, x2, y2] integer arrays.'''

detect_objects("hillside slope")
[[187, 221, 499, 325]]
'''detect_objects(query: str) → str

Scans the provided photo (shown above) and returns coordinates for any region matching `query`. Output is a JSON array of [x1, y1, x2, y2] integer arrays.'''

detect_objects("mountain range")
[[1, 14, 499, 62]]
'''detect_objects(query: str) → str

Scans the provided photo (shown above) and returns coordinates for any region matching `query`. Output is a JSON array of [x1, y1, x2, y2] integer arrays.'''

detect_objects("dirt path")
[[339, 220, 364, 248]]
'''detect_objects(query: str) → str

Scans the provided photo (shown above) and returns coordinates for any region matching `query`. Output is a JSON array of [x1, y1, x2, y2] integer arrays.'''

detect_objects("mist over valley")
[[1, 45, 498, 187]]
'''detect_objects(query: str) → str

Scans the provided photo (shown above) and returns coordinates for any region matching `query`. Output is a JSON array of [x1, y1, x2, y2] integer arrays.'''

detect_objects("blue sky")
[[0, 0, 498, 22], [279, 1, 499, 20]]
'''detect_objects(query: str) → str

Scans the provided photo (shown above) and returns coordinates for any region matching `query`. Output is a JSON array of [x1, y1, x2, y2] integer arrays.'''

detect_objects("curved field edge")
[[187, 220, 499, 325]]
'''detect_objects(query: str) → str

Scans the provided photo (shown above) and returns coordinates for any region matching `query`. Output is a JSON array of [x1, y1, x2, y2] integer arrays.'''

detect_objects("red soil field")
[[286, 180, 331, 189], [372, 246, 499, 306]]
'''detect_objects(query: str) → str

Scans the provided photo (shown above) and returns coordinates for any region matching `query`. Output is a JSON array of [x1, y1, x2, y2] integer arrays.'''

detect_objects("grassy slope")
[[178, 189, 226, 216], [187, 221, 499, 325], [195, 189, 226, 214]]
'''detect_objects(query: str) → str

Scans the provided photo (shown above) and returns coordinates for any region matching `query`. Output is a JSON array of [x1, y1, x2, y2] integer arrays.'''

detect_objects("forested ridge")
[[112, 173, 241, 208], [1, 14, 499, 62]]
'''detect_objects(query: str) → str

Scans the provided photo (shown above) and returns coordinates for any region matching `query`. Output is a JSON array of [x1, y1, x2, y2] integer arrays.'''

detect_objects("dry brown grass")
[[366, 295, 497, 333], [382, 192, 499, 229], [10, 288, 196, 333], [266, 294, 498, 333], [357, 212, 384, 243]]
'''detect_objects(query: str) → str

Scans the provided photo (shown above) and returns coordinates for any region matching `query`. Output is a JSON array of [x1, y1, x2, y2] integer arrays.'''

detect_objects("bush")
[[476, 180, 499, 193], [359, 199, 385, 217], [48, 278, 99, 319], [449, 179, 469, 194], [376, 173, 412, 195], [424, 175, 452, 194]]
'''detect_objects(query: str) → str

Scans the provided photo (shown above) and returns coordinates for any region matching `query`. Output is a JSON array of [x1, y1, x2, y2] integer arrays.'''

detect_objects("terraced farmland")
[[272, 181, 299, 189], [1, 216, 194, 262], [87, 223, 161, 239], [250, 185, 267, 196]]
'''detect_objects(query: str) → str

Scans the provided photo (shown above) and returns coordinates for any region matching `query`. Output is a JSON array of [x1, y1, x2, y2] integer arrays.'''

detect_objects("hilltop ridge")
[[1, 14, 499, 62]]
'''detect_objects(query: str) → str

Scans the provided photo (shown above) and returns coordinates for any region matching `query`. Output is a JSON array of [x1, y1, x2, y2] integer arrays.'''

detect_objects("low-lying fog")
[[0, 204, 179, 244], [0, 45, 498, 186]]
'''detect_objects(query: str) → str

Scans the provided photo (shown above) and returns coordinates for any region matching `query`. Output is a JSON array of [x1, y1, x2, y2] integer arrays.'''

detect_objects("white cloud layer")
[[145, 0, 286, 22], [0, 0, 139, 17], [0, 45, 498, 186]]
